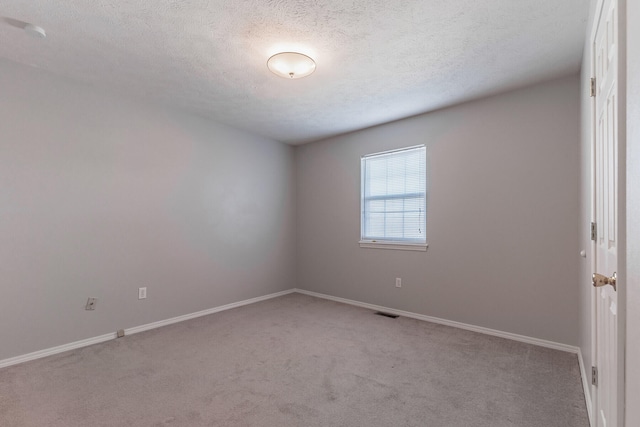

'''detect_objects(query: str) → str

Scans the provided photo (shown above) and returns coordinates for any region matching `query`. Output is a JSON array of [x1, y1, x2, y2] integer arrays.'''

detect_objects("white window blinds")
[[361, 145, 426, 244]]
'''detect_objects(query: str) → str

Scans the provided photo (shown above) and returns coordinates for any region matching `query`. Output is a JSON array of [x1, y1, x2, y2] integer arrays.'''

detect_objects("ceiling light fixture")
[[267, 52, 316, 79]]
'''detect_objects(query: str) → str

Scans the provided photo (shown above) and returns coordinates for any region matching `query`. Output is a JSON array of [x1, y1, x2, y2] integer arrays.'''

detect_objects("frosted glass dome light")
[[267, 52, 316, 79]]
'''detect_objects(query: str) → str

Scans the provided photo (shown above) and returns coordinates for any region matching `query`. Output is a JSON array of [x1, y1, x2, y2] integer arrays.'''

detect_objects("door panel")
[[593, 0, 618, 425]]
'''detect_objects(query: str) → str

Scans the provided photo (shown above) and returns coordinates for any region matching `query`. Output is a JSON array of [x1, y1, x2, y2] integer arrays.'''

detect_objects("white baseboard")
[[294, 289, 580, 354], [1, 288, 584, 373], [125, 289, 295, 336], [577, 348, 594, 426], [0, 333, 117, 369], [0, 289, 295, 369]]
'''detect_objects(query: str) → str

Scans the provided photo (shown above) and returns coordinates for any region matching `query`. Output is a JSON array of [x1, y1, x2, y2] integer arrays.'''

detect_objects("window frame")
[[359, 145, 428, 252]]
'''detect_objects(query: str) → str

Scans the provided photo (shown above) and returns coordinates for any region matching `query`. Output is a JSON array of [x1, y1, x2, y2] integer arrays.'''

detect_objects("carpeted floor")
[[0, 293, 588, 426]]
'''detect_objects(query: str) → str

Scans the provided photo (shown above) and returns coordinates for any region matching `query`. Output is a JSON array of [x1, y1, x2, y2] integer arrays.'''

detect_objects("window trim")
[[360, 145, 427, 251], [358, 240, 429, 251]]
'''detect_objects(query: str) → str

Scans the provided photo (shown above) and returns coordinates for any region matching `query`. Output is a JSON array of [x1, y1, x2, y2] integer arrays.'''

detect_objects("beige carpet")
[[0, 293, 588, 426]]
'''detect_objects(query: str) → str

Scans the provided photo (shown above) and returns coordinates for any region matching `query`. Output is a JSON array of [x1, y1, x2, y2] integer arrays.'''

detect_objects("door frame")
[[589, 0, 627, 425]]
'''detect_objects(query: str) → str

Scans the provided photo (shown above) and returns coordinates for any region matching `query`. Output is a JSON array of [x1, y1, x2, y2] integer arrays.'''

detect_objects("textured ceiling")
[[0, 1, 589, 144]]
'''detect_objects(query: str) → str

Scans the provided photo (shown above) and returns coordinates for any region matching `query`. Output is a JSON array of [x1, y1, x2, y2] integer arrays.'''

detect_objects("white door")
[[592, 0, 619, 425]]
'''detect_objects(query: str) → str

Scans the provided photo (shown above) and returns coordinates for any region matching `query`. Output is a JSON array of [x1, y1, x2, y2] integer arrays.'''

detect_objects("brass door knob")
[[592, 272, 617, 291]]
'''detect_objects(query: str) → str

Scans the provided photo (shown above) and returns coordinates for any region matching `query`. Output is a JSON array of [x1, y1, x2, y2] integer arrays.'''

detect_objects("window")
[[360, 145, 427, 251]]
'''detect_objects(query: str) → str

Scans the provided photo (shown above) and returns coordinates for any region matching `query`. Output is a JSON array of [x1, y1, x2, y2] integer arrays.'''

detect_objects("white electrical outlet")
[[395, 278, 402, 288], [138, 287, 147, 300]]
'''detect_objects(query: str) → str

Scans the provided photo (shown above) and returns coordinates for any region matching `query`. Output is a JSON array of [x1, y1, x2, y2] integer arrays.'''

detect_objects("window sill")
[[359, 241, 428, 252]]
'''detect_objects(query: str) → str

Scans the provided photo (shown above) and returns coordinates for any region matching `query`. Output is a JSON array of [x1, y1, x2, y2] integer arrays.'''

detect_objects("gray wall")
[[295, 75, 581, 345], [0, 58, 585, 362], [0, 59, 296, 361]]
